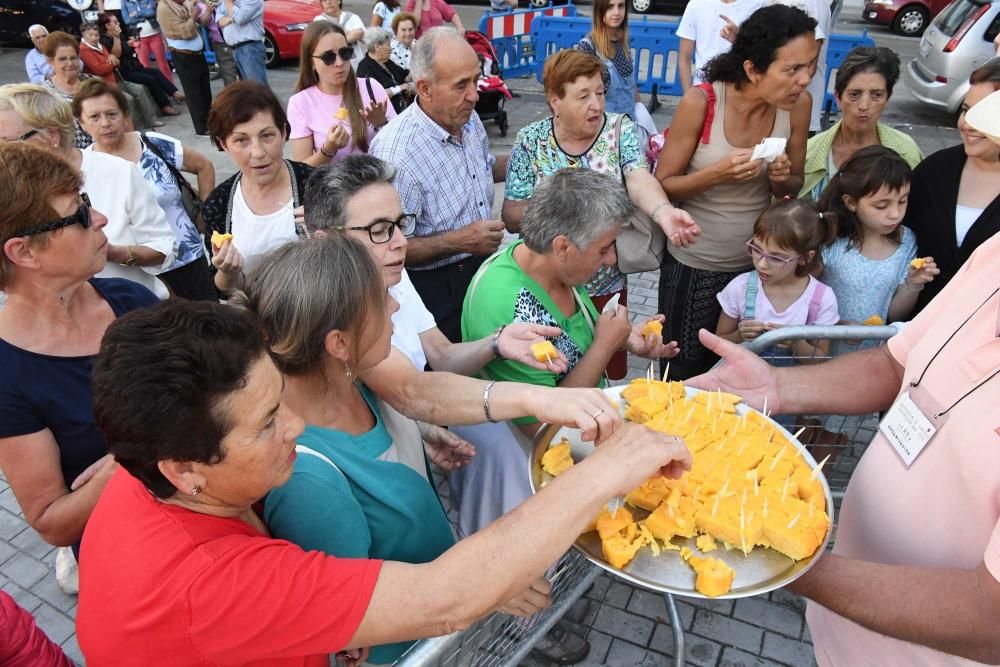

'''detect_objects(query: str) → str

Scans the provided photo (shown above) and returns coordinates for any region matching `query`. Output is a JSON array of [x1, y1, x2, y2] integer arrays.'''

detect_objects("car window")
[[985, 11, 1000, 41], [934, 0, 987, 35]]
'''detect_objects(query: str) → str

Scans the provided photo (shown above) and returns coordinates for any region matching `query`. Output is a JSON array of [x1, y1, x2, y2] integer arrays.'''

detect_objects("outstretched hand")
[[419, 423, 476, 470], [685, 329, 780, 413], [498, 322, 569, 373]]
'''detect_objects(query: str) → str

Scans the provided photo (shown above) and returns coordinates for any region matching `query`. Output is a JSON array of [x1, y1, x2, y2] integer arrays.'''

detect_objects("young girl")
[[716, 198, 840, 359], [817, 145, 939, 351]]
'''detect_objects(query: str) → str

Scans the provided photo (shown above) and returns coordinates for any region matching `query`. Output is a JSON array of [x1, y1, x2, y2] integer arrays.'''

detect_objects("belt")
[[168, 48, 202, 56], [231, 40, 262, 49]]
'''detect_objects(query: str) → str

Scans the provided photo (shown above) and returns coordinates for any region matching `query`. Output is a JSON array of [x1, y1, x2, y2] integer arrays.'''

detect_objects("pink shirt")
[[403, 0, 456, 38], [807, 233, 1000, 666], [717, 272, 839, 326], [286, 81, 396, 163]]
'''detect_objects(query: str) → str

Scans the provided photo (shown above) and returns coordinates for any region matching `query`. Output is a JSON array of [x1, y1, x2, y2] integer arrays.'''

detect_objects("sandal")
[[529, 621, 590, 665], [161, 105, 181, 116]]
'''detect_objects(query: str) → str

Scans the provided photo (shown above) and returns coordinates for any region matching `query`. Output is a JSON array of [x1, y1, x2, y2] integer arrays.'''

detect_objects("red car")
[[263, 0, 321, 67], [863, 0, 952, 36]]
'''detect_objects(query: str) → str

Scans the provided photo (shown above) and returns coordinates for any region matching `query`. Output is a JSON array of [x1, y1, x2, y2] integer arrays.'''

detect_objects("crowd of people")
[[1, 0, 1000, 664]]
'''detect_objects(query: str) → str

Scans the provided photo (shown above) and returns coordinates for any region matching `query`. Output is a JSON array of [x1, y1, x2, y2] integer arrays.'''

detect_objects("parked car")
[[263, 0, 317, 67], [0, 0, 97, 44], [863, 0, 951, 35], [628, 0, 690, 14], [907, 0, 999, 111]]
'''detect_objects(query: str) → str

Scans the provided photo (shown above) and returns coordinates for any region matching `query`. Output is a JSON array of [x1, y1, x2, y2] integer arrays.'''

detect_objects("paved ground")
[[0, 6, 961, 663]]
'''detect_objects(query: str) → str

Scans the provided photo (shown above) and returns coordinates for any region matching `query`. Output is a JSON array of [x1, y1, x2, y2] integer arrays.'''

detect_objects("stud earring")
[[191, 485, 202, 496]]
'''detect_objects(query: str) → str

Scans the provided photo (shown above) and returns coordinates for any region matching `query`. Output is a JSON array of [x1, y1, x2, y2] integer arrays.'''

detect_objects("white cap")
[[965, 88, 1000, 144]]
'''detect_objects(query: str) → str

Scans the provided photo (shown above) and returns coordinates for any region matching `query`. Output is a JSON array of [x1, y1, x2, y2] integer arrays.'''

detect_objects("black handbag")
[[141, 133, 203, 232]]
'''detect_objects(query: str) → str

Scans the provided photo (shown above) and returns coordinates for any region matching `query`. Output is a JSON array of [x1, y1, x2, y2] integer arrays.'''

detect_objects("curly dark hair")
[[834, 46, 901, 98], [92, 300, 268, 499], [702, 5, 817, 88]]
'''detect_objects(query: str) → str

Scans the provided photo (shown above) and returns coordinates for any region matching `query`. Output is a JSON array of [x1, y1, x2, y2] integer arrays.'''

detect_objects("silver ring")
[[746, 170, 752, 176], [592, 409, 605, 420]]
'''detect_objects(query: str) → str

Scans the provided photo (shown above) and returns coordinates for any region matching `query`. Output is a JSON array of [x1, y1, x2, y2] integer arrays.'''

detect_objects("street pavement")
[[0, 6, 961, 663]]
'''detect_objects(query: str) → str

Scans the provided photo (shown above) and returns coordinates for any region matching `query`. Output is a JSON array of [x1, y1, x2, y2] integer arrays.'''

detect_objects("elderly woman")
[[75, 79, 217, 301], [654, 4, 815, 380], [77, 298, 691, 665], [0, 83, 175, 299], [201, 82, 313, 290], [503, 49, 698, 378], [289, 22, 394, 168], [905, 60, 1000, 315], [0, 143, 158, 560], [76, 23, 160, 129], [468, 168, 679, 429], [357, 27, 414, 114], [800, 47, 922, 199], [40, 31, 96, 148], [390, 11, 416, 70]]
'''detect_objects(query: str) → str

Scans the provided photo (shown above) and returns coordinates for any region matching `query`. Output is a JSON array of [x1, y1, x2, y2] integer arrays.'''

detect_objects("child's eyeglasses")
[[746, 240, 799, 265]]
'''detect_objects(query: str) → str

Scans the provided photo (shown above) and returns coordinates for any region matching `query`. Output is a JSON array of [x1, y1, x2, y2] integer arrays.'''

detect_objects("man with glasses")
[[371, 27, 509, 343], [24, 25, 53, 84]]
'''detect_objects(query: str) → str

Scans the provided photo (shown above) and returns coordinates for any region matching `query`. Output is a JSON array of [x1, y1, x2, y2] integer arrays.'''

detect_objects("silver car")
[[907, 0, 999, 112]]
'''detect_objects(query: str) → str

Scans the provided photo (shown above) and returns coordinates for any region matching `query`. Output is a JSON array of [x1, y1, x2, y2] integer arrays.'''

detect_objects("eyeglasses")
[[746, 240, 799, 265], [2, 128, 40, 144], [312, 47, 355, 66], [342, 213, 416, 244], [17, 193, 93, 238]]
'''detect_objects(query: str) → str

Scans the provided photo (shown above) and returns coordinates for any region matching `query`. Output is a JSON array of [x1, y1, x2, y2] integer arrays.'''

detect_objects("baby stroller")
[[465, 31, 511, 137]]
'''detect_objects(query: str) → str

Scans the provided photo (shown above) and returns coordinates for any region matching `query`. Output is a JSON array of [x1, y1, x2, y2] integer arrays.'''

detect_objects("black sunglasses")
[[18, 192, 93, 238], [312, 47, 354, 67], [2, 128, 40, 144], [342, 213, 416, 244]]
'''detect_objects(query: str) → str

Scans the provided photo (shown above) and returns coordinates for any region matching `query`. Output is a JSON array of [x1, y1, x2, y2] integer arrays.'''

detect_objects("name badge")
[[878, 391, 937, 467]]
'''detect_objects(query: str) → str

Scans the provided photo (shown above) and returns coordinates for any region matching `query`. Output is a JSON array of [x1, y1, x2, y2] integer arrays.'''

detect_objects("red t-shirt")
[[77, 469, 382, 666]]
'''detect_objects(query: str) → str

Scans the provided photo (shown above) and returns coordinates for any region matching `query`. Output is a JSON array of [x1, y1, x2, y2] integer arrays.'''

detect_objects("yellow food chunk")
[[595, 507, 634, 540], [335, 107, 349, 120], [910, 257, 926, 270], [692, 390, 743, 408], [540, 442, 574, 477], [686, 555, 735, 598], [863, 314, 884, 326], [530, 340, 558, 362], [625, 477, 673, 511], [210, 231, 233, 248], [621, 379, 685, 404], [640, 319, 663, 337], [696, 534, 717, 553], [601, 534, 643, 569]]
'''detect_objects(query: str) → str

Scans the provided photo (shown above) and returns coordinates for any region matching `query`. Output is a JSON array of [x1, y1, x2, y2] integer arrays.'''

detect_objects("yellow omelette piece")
[[210, 231, 233, 249], [640, 319, 663, 337], [863, 314, 884, 326], [910, 257, 926, 270], [530, 340, 558, 362], [540, 441, 573, 477]]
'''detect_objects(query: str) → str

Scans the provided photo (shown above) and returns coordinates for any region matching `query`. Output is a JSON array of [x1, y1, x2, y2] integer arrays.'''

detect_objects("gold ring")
[[592, 410, 605, 420]]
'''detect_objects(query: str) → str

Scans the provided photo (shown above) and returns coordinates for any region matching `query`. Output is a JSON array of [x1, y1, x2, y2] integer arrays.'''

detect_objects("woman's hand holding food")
[[625, 315, 680, 359], [716, 149, 764, 184], [587, 422, 692, 491], [495, 577, 552, 617], [211, 237, 244, 277], [766, 153, 792, 185], [418, 423, 475, 470], [323, 123, 350, 156], [594, 304, 633, 353], [498, 322, 569, 373], [687, 329, 781, 414], [527, 387, 621, 443]]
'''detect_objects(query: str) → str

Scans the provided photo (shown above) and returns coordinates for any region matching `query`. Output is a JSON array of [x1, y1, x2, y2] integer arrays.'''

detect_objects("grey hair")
[[303, 154, 397, 232], [364, 26, 393, 53], [410, 26, 465, 83], [234, 235, 386, 375], [520, 168, 633, 254], [28, 24, 48, 37]]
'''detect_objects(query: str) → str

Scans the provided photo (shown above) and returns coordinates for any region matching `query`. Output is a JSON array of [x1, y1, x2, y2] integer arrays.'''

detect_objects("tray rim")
[[528, 384, 835, 600]]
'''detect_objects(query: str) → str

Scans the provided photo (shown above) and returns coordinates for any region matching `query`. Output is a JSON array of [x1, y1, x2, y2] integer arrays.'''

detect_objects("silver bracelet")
[[491, 325, 507, 359], [482, 380, 498, 423], [649, 201, 673, 221]]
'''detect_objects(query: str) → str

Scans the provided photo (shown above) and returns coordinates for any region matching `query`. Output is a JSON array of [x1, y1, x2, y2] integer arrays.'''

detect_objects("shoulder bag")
[[612, 114, 666, 274], [141, 133, 204, 232]]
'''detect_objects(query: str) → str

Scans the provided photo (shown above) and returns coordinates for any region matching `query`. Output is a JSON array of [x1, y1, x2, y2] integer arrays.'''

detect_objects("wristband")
[[319, 144, 336, 158], [482, 380, 497, 423], [491, 325, 506, 359]]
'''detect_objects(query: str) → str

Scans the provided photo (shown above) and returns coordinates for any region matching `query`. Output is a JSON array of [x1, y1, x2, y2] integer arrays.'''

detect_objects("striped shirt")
[[371, 101, 495, 271]]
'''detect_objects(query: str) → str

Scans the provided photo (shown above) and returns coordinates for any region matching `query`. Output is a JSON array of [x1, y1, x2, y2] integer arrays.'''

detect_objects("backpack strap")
[[363, 76, 376, 103], [743, 270, 759, 321], [806, 280, 826, 324], [695, 82, 716, 145]]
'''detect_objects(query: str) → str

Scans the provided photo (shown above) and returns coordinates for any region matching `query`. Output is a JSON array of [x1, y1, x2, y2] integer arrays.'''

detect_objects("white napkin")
[[751, 137, 787, 163], [601, 293, 621, 314]]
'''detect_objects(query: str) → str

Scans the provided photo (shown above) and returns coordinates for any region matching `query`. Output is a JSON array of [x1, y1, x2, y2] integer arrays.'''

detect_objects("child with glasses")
[[715, 197, 840, 359], [816, 146, 938, 354]]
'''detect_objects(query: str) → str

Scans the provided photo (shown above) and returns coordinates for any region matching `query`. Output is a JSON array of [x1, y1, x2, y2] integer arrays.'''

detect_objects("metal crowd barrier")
[[477, 2, 577, 78]]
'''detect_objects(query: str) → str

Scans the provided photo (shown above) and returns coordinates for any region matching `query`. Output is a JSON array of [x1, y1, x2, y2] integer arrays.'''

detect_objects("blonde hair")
[[0, 83, 76, 149]]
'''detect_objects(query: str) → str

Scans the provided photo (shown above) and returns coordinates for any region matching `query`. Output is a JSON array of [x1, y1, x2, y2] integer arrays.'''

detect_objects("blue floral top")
[[139, 132, 205, 270], [505, 112, 646, 296]]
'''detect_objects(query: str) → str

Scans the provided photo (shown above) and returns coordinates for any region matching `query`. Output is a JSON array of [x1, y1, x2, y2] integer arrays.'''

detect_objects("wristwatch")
[[121, 246, 139, 267]]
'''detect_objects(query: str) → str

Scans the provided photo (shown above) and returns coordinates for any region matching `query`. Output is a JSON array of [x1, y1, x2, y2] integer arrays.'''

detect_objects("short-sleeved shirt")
[[139, 132, 205, 269], [287, 82, 396, 164], [371, 102, 495, 271], [389, 269, 437, 370], [462, 241, 605, 425], [677, 0, 765, 84], [264, 385, 454, 665], [78, 468, 383, 666], [373, 1, 400, 25], [717, 271, 839, 326], [403, 0, 455, 38], [505, 112, 646, 296], [821, 227, 916, 329], [806, 232, 1000, 666], [0, 279, 157, 487]]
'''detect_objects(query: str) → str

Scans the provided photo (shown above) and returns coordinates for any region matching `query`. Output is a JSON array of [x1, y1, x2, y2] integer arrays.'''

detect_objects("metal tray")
[[528, 385, 834, 600]]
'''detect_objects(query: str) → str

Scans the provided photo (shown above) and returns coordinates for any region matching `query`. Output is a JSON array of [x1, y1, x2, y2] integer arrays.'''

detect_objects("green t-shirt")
[[461, 241, 605, 425], [263, 385, 455, 665]]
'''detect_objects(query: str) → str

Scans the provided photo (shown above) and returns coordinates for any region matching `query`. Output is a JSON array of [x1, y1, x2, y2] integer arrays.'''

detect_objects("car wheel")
[[630, 0, 652, 12], [893, 5, 929, 36], [528, 0, 548, 7], [264, 32, 279, 68]]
